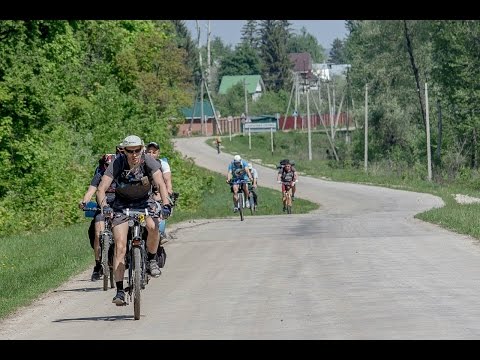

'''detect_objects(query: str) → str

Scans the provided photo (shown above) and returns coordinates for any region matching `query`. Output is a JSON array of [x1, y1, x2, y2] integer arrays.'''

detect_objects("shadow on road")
[[53, 314, 134, 322], [53, 287, 104, 293]]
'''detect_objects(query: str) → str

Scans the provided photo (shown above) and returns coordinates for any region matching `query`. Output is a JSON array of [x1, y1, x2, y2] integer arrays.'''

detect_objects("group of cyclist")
[[79, 134, 297, 305], [79, 135, 176, 306]]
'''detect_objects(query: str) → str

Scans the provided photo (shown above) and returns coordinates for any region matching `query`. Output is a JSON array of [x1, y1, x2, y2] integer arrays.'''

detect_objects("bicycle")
[[228, 179, 250, 221], [83, 202, 115, 291], [123, 206, 161, 320], [280, 181, 295, 214]]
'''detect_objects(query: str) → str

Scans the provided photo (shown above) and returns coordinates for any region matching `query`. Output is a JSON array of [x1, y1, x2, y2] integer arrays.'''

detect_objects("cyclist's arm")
[[245, 167, 253, 181], [276, 172, 282, 182], [152, 170, 170, 206], [226, 165, 233, 183], [82, 185, 97, 203], [96, 175, 113, 208], [162, 171, 173, 195]]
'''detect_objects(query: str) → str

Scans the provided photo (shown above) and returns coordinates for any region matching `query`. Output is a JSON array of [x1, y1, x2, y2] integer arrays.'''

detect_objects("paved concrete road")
[[2, 136, 480, 339]]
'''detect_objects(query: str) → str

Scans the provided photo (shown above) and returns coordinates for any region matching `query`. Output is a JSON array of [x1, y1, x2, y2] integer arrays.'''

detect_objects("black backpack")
[[277, 159, 295, 170]]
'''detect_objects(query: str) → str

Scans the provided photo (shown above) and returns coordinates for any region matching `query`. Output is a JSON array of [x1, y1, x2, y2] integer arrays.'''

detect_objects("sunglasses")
[[125, 148, 142, 154]]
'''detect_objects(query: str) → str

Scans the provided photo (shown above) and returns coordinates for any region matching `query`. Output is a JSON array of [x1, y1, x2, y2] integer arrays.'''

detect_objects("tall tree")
[[328, 38, 347, 64], [258, 20, 293, 92], [241, 20, 259, 49], [287, 26, 326, 63]]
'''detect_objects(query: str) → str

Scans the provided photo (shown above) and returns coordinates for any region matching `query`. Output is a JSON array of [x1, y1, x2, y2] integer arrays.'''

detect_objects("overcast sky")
[[184, 20, 348, 50]]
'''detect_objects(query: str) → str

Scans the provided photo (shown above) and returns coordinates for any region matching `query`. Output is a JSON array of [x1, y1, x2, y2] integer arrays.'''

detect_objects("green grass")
[[0, 223, 92, 319], [0, 163, 317, 320], [216, 131, 480, 242]]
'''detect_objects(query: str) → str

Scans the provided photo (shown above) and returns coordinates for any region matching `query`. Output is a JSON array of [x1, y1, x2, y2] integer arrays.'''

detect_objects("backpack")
[[114, 154, 156, 201], [277, 159, 295, 170]]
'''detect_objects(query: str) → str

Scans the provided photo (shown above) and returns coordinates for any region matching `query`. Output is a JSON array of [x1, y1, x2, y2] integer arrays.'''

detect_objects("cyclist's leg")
[[111, 219, 128, 303], [146, 216, 161, 277], [92, 212, 105, 280], [232, 183, 239, 204]]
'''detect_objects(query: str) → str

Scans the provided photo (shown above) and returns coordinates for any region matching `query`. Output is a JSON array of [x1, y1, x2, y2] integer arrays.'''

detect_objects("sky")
[[184, 20, 348, 50]]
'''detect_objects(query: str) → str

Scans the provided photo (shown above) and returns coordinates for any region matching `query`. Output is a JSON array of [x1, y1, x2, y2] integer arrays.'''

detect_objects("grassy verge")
[[215, 131, 480, 241], [0, 164, 317, 320]]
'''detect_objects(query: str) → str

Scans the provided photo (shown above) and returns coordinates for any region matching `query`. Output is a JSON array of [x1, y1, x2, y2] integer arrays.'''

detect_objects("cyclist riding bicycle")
[[277, 160, 298, 212], [226, 155, 253, 212], [96, 135, 172, 306], [79, 153, 116, 281], [277, 159, 297, 200]]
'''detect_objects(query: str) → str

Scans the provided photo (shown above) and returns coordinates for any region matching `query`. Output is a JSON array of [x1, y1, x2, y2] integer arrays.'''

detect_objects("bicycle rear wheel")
[[249, 193, 255, 215], [133, 246, 142, 320]]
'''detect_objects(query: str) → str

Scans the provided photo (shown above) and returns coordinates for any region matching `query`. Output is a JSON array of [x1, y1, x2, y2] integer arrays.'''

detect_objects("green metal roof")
[[181, 99, 215, 119], [218, 75, 263, 95]]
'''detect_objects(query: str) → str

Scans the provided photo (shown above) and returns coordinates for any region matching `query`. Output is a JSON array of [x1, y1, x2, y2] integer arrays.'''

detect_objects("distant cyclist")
[[277, 160, 298, 211], [277, 159, 298, 201], [226, 155, 253, 212], [214, 136, 222, 154]]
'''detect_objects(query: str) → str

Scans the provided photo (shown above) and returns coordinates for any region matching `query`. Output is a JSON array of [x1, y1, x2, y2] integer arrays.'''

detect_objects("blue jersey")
[[228, 159, 249, 181]]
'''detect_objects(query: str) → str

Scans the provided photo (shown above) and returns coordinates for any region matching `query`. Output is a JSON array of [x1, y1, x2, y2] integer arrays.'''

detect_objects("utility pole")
[[206, 20, 211, 83], [244, 78, 248, 119], [425, 82, 432, 181], [364, 83, 368, 173], [307, 85, 312, 160], [294, 73, 298, 130]]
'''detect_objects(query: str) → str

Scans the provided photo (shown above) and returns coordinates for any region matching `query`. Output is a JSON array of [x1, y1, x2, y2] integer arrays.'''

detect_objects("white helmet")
[[247, 163, 253, 170], [233, 155, 242, 162]]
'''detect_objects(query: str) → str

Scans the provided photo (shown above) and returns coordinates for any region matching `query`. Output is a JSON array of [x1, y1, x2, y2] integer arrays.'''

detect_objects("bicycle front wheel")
[[133, 246, 142, 320], [101, 233, 110, 291], [238, 192, 244, 221]]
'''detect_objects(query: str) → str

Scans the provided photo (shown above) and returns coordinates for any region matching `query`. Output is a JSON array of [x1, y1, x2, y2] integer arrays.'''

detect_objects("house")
[[289, 52, 317, 90], [178, 99, 217, 136], [313, 63, 351, 81], [218, 75, 265, 101], [181, 99, 215, 120], [288, 52, 313, 78]]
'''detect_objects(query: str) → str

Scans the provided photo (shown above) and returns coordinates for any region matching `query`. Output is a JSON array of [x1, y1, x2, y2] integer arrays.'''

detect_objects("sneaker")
[[245, 200, 250, 208], [233, 206, 238, 213], [91, 266, 103, 281], [112, 290, 126, 306], [147, 259, 161, 277]]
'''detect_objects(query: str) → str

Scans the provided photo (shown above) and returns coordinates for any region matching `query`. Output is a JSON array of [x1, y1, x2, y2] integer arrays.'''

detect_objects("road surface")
[[2, 136, 480, 339]]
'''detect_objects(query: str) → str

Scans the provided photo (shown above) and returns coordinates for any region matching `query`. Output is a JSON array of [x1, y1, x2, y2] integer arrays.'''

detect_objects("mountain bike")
[[280, 181, 295, 214], [83, 202, 115, 291], [123, 207, 161, 320]]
